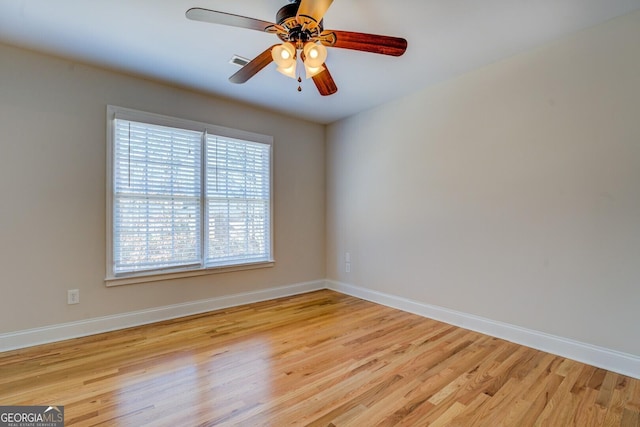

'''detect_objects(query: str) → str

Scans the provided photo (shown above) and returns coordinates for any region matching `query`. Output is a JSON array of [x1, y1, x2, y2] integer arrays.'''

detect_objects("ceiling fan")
[[186, 0, 408, 96]]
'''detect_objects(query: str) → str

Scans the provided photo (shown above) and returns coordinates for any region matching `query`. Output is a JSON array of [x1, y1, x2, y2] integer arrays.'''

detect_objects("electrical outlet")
[[67, 289, 80, 305], [345, 262, 351, 273], [345, 252, 351, 263]]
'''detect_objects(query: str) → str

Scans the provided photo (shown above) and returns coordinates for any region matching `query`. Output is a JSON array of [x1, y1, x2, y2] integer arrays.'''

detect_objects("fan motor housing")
[[276, 2, 323, 45], [276, 3, 299, 27]]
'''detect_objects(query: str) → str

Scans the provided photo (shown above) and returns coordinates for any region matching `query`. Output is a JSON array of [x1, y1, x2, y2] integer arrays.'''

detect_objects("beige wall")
[[327, 10, 640, 356], [0, 43, 325, 333]]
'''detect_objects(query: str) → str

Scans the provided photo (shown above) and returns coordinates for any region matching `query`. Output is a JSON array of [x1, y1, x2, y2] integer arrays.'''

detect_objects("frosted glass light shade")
[[303, 42, 327, 68], [272, 42, 297, 79], [304, 63, 325, 79], [277, 64, 297, 79]]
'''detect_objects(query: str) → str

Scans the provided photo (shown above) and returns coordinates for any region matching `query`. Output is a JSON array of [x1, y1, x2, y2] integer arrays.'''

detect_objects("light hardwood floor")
[[0, 290, 638, 426]]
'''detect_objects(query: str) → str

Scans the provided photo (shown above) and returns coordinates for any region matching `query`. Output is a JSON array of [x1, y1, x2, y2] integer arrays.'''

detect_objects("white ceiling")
[[1, 0, 639, 124]]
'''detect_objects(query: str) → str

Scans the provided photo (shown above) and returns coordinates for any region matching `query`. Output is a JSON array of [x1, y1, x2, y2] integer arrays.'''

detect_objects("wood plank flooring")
[[0, 290, 638, 426]]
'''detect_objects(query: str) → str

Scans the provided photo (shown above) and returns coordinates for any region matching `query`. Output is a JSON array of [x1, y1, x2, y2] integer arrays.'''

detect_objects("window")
[[106, 106, 273, 284]]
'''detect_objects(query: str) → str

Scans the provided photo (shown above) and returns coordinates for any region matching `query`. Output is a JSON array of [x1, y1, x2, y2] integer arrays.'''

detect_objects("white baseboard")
[[0, 280, 325, 352], [3, 278, 638, 380], [326, 280, 640, 380]]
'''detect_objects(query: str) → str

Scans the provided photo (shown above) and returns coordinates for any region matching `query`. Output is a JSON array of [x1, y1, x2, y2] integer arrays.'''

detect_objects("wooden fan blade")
[[186, 8, 281, 33], [312, 65, 338, 96], [229, 45, 278, 84], [321, 30, 407, 56], [296, 0, 334, 29]]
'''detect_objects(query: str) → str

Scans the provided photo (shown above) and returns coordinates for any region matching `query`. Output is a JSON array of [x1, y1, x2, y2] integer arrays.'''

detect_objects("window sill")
[[105, 261, 275, 287]]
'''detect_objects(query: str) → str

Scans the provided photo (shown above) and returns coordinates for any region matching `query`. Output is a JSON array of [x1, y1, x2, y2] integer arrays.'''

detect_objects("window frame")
[[105, 105, 274, 286]]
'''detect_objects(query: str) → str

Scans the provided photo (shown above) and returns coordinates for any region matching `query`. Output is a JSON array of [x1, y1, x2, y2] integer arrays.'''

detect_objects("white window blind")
[[206, 136, 271, 267], [108, 106, 273, 280]]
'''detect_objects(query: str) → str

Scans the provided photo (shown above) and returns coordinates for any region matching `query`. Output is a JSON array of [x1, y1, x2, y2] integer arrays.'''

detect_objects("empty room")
[[0, 0, 639, 425]]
